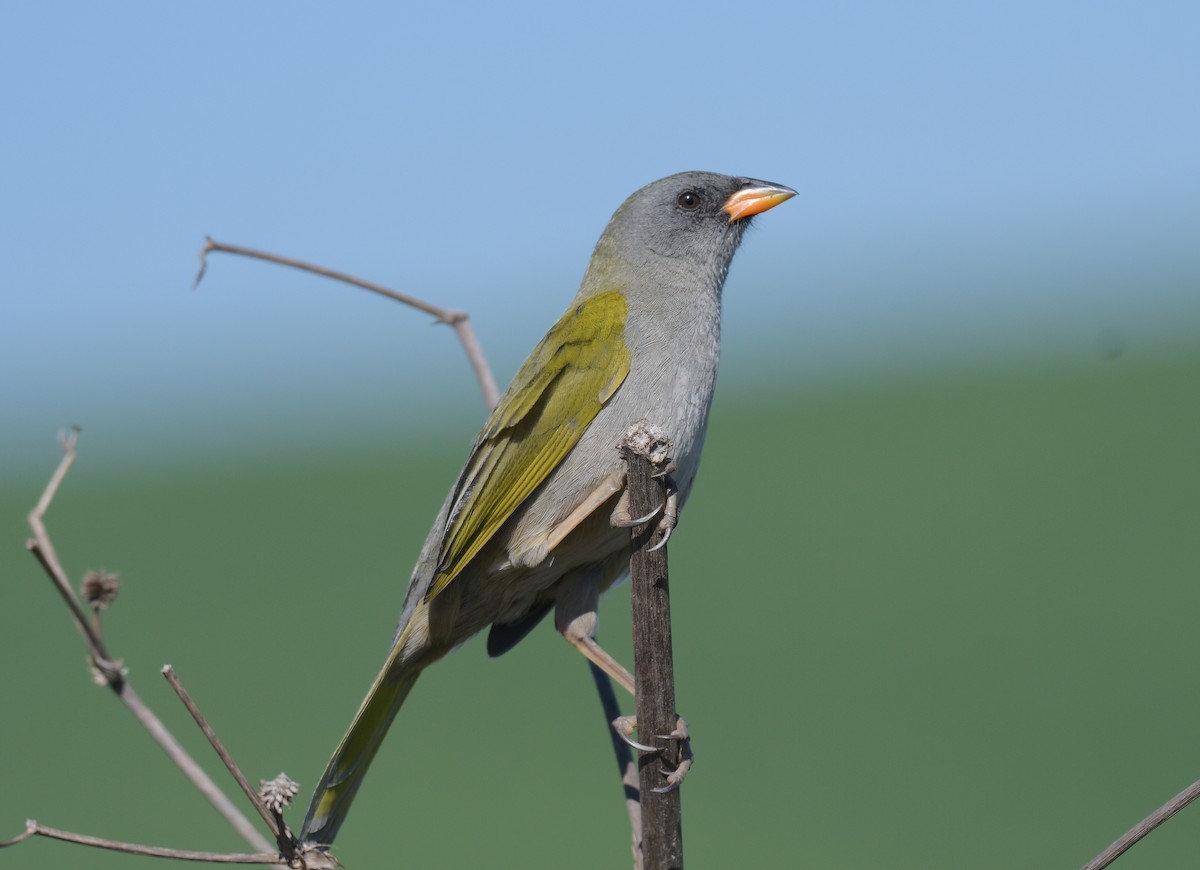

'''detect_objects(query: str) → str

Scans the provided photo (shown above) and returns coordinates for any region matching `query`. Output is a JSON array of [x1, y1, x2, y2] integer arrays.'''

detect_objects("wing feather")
[[428, 290, 631, 599]]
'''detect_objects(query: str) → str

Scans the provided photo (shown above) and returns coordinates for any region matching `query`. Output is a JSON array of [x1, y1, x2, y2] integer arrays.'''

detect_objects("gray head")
[[582, 171, 796, 299]]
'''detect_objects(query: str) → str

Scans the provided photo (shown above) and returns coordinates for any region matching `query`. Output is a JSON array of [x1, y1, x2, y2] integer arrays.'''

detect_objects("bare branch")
[[196, 237, 500, 408], [0, 820, 284, 864], [621, 421, 684, 870], [26, 427, 116, 667], [0, 823, 36, 847], [1082, 776, 1200, 870], [24, 432, 273, 853], [162, 666, 296, 861]]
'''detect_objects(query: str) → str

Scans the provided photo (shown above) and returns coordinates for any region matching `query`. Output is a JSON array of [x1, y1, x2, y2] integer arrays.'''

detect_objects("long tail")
[[300, 631, 423, 847]]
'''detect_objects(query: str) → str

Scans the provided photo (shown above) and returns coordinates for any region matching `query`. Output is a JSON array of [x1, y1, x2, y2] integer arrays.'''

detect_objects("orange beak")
[[722, 181, 797, 223]]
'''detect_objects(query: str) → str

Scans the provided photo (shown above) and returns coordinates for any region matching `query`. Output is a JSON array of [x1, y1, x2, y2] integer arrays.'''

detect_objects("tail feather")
[[300, 648, 422, 847]]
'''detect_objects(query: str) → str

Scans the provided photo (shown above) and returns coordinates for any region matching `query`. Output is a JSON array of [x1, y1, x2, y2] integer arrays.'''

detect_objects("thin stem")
[[121, 681, 274, 852], [1082, 776, 1200, 870], [450, 316, 500, 410], [1, 820, 284, 864], [26, 427, 114, 665], [161, 666, 294, 860], [24, 433, 273, 853], [196, 238, 500, 408], [622, 426, 684, 870]]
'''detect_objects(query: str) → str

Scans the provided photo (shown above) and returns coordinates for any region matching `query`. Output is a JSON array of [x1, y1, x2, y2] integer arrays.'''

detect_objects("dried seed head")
[[259, 773, 300, 813], [81, 570, 120, 609]]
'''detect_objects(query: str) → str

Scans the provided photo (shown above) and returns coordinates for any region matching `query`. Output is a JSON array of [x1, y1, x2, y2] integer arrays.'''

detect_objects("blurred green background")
[[4, 348, 1200, 868], [4, 1, 1200, 867]]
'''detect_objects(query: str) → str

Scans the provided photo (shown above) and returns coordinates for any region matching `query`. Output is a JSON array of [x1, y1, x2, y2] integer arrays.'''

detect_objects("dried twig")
[[26, 427, 114, 667], [162, 666, 296, 861], [0, 819, 284, 864], [621, 422, 684, 870], [23, 430, 273, 854], [1082, 776, 1200, 870], [195, 238, 499, 409]]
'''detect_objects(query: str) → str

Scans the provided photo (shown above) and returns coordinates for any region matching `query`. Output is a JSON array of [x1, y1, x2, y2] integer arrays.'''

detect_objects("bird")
[[300, 171, 795, 849]]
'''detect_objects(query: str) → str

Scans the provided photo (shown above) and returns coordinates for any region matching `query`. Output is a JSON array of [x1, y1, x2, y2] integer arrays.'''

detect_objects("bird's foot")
[[648, 476, 678, 552], [654, 751, 693, 793], [609, 467, 678, 551], [612, 715, 658, 752], [611, 504, 664, 529], [611, 714, 694, 791]]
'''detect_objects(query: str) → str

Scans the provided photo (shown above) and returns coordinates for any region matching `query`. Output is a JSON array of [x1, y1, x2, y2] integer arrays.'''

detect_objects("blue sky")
[[3, 2, 1198, 477]]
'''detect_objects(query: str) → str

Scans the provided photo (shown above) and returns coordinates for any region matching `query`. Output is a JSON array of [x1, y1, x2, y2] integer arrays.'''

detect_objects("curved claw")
[[652, 717, 693, 792], [612, 715, 658, 753], [614, 715, 693, 791], [611, 503, 664, 529], [654, 716, 689, 743], [652, 754, 693, 793], [648, 522, 672, 552], [651, 459, 678, 479], [648, 482, 679, 551]]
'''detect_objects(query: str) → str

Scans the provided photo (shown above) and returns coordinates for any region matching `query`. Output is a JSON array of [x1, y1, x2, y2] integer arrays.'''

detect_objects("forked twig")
[[20, 244, 642, 864], [0, 820, 284, 864], [26, 427, 115, 668], [23, 430, 273, 854], [162, 666, 296, 862], [1082, 776, 1200, 870], [195, 238, 500, 408]]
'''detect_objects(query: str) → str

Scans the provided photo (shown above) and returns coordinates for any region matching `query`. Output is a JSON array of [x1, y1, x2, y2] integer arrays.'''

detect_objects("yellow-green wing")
[[428, 290, 631, 600]]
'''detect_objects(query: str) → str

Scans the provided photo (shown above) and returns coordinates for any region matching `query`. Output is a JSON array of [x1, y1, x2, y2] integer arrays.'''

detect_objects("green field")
[[3, 351, 1199, 868]]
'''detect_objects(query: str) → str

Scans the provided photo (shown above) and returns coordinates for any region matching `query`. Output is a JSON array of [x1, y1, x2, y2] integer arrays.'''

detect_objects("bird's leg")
[[572, 636, 637, 694], [556, 566, 694, 789], [556, 567, 636, 696], [542, 469, 626, 553]]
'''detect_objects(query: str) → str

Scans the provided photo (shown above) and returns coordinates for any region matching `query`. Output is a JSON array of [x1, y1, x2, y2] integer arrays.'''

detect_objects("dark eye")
[[677, 190, 700, 210]]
